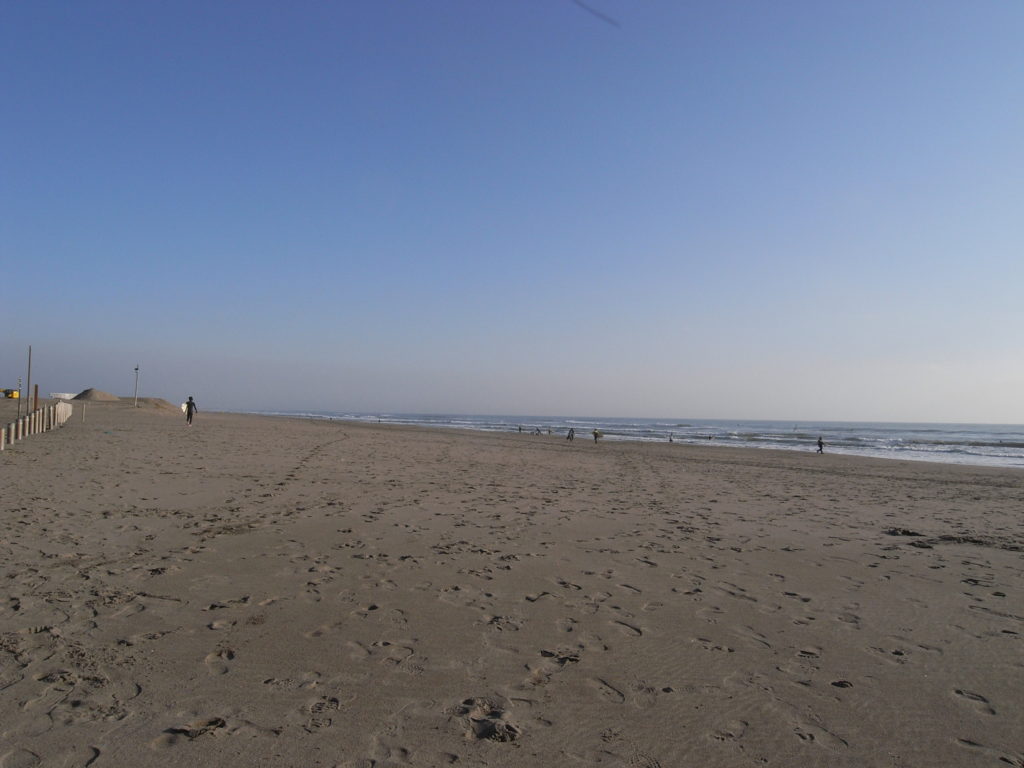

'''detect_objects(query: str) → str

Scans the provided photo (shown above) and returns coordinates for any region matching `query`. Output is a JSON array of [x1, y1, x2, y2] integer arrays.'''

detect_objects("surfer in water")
[[185, 396, 198, 426]]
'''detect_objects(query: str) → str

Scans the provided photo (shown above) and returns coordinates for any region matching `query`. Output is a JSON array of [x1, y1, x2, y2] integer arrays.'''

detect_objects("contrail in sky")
[[570, 0, 621, 28]]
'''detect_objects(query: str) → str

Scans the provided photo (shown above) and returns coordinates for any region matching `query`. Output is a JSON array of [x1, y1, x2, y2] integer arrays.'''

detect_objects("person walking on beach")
[[567, 427, 575, 441], [185, 396, 198, 426], [816, 436, 824, 453], [593, 429, 601, 443]]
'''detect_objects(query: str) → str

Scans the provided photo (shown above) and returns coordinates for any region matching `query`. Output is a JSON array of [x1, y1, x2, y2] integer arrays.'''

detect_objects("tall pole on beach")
[[133, 365, 140, 408], [26, 346, 32, 418]]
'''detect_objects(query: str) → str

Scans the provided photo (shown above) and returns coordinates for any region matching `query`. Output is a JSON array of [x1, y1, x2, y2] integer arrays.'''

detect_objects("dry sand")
[[1, 402, 1022, 767]]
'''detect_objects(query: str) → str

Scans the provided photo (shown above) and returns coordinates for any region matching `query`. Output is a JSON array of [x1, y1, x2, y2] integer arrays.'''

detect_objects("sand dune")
[[1, 404, 1021, 767], [72, 388, 121, 401]]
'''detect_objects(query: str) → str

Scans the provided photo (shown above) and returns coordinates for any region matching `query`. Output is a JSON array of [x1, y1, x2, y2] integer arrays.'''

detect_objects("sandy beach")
[[1, 400, 1022, 767]]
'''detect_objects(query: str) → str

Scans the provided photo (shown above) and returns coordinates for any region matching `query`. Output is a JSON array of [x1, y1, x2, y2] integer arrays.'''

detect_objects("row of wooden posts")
[[1, 401, 73, 451]]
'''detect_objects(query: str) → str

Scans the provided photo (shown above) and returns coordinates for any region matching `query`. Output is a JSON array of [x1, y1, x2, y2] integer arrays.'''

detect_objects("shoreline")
[[226, 408, 1024, 476]]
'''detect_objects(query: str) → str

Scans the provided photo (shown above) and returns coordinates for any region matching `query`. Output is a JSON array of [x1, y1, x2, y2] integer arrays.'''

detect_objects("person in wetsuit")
[[185, 396, 198, 426]]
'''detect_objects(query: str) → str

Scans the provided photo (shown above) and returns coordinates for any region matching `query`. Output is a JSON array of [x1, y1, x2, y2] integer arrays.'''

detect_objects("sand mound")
[[133, 397, 179, 411], [73, 388, 121, 401]]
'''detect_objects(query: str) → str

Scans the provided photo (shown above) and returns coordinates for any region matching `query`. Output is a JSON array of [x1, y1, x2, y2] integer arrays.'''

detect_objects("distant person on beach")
[[817, 436, 824, 453], [593, 429, 601, 443], [567, 428, 575, 441], [185, 396, 198, 426]]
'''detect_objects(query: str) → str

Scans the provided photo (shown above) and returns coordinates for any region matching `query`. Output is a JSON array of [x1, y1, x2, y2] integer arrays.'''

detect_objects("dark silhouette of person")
[[567, 428, 575, 441], [817, 436, 824, 453], [185, 396, 198, 426]]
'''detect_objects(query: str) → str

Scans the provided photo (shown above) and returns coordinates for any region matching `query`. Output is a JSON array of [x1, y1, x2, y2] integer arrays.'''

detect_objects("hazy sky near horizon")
[[3, 1, 1022, 422]]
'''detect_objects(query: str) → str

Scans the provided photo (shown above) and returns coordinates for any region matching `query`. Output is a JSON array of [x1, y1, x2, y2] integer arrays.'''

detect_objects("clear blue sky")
[[3, 1, 1022, 421]]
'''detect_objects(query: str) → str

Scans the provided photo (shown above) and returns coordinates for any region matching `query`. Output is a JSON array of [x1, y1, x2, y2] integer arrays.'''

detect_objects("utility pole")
[[133, 365, 140, 408], [16, 377, 22, 418]]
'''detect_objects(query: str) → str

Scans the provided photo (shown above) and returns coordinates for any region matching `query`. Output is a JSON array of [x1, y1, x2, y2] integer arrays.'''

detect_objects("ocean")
[[252, 412, 1024, 469]]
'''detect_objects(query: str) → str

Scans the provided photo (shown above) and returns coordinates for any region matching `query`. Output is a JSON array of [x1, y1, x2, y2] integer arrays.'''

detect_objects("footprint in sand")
[[304, 696, 341, 731], [303, 624, 340, 639], [956, 739, 1024, 766], [151, 717, 228, 749], [454, 698, 521, 742], [627, 746, 663, 767], [589, 677, 625, 704], [793, 721, 848, 749], [373, 640, 416, 668], [60, 746, 100, 767], [613, 620, 644, 637], [710, 719, 749, 742], [953, 689, 996, 715], [1, 748, 42, 768], [347, 641, 371, 660], [523, 647, 581, 687], [734, 626, 771, 649], [204, 648, 235, 675]]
